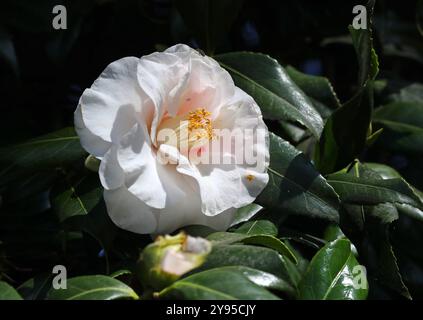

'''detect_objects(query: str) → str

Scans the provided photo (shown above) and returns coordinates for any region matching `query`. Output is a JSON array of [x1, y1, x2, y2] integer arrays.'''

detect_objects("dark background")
[[1, 0, 422, 141]]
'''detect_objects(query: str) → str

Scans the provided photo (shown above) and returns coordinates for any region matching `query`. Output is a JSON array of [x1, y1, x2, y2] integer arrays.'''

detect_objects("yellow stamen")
[[157, 108, 214, 152], [188, 108, 213, 141], [246, 174, 255, 182]]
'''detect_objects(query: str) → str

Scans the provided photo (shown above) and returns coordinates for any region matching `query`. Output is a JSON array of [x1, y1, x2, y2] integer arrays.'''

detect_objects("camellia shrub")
[[0, 0, 423, 300]]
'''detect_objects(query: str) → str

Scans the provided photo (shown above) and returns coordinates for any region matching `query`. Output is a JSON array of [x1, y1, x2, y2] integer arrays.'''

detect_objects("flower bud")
[[84, 154, 100, 172], [136, 232, 211, 291]]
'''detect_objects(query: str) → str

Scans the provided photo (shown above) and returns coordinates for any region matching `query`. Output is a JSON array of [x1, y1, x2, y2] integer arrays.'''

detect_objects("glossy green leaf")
[[373, 102, 423, 154], [47, 275, 138, 300], [327, 168, 423, 222], [285, 65, 341, 112], [50, 169, 116, 273], [277, 121, 308, 145], [0, 281, 23, 300], [388, 83, 423, 103], [374, 102, 423, 129], [323, 224, 346, 242], [365, 127, 383, 147], [176, 0, 244, 54], [199, 244, 301, 289], [327, 173, 422, 207], [17, 273, 53, 300], [56, 198, 117, 275], [51, 172, 103, 222], [211, 266, 295, 296], [234, 220, 277, 236], [215, 52, 324, 138], [350, 32, 379, 87], [207, 230, 297, 263], [299, 238, 368, 300], [346, 205, 411, 299], [364, 162, 402, 179], [2, 171, 57, 206], [257, 133, 340, 223], [158, 268, 279, 300], [110, 269, 132, 279], [0, 127, 86, 186]]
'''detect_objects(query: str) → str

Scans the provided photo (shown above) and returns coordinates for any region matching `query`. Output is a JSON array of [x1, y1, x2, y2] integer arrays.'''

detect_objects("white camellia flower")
[[75, 44, 269, 234]]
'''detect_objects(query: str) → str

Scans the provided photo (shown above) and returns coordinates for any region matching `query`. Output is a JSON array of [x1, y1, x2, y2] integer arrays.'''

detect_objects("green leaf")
[[323, 224, 346, 242], [233, 220, 277, 236], [176, 0, 244, 55], [349, 31, 379, 87], [272, 65, 339, 141], [299, 238, 368, 300], [210, 266, 295, 296], [373, 102, 423, 154], [215, 52, 324, 138], [374, 102, 423, 130], [199, 244, 301, 289], [110, 269, 132, 278], [257, 133, 339, 223], [2, 171, 57, 205], [47, 275, 138, 300], [17, 273, 53, 300], [207, 230, 297, 264], [229, 203, 263, 227], [327, 173, 422, 207], [56, 199, 117, 274], [51, 172, 103, 223], [364, 162, 402, 179], [0, 281, 23, 300], [333, 162, 412, 299], [352, 208, 411, 299], [50, 169, 116, 274], [285, 65, 341, 112], [365, 127, 383, 147], [0, 127, 86, 186], [315, 0, 378, 174], [388, 83, 423, 103], [327, 168, 423, 222], [157, 268, 279, 300]]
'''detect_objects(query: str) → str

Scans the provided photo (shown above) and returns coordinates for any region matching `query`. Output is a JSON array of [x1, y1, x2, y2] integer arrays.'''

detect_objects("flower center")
[[187, 108, 213, 141], [157, 108, 213, 153]]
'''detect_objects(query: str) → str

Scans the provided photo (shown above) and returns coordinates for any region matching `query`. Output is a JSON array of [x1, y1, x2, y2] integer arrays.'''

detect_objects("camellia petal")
[[74, 105, 111, 159], [78, 57, 146, 144], [103, 186, 157, 234], [117, 123, 167, 209], [99, 146, 125, 190], [154, 160, 237, 233], [137, 47, 191, 145]]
